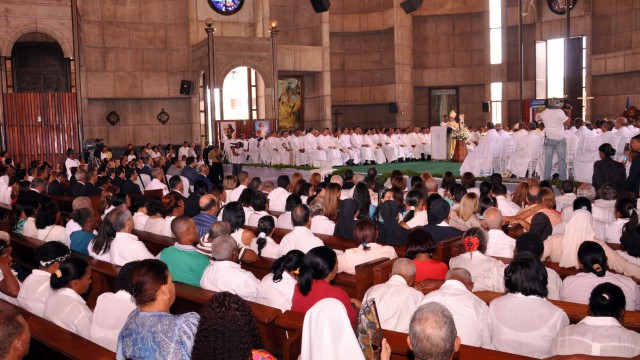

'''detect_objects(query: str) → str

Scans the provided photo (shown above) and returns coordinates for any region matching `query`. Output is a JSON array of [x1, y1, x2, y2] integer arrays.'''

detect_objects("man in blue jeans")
[[540, 99, 570, 180]]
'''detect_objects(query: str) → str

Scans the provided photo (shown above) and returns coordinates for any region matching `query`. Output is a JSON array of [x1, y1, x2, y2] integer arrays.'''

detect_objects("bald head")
[[391, 258, 417, 287], [483, 208, 503, 229], [199, 194, 218, 214], [445, 268, 473, 290], [170, 216, 198, 246], [72, 196, 92, 210]]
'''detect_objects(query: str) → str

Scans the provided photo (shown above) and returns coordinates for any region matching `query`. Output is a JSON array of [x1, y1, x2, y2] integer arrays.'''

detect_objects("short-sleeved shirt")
[[159, 244, 210, 287]]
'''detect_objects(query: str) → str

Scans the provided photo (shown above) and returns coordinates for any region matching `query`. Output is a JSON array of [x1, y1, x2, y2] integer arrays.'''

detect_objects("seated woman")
[[191, 292, 276, 360], [542, 209, 640, 280], [142, 196, 165, 234], [553, 282, 640, 357], [405, 227, 447, 282], [159, 193, 185, 238], [488, 252, 569, 358], [334, 199, 359, 240], [561, 241, 639, 310], [605, 198, 637, 244], [90, 261, 137, 351], [117, 259, 200, 360], [377, 200, 409, 246], [449, 227, 506, 292], [35, 202, 67, 245], [69, 208, 97, 255], [291, 246, 358, 323], [18, 242, 69, 316], [247, 193, 276, 228], [43, 257, 93, 339], [255, 250, 304, 312], [402, 190, 428, 229], [449, 192, 482, 231], [337, 218, 397, 275], [309, 198, 336, 236], [249, 216, 279, 259]]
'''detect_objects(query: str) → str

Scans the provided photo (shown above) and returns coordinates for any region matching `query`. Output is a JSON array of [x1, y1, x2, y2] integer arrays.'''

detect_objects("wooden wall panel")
[[2, 93, 78, 167]]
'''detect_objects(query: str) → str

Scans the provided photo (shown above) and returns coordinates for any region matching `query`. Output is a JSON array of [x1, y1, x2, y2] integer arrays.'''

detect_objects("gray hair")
[[391, 258, 416, 279], [445, 268, 472, 283], [110, 205, 133, 232], [151, 167, 164, 179], [210, 235, 237, 261], [409, 303, 457, 360], [75, 170, 86, 182]]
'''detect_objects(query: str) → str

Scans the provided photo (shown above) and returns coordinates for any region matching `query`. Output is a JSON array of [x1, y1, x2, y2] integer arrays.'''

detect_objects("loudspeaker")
[[482, 102, 490, 113], [179, 80, 193, 95], [310, 0, 330, 13], [388, 103, 398, 114], [400, 0, 424, 14]]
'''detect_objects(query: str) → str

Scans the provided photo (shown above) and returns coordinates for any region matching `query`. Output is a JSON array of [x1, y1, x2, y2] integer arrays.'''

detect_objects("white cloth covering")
[[300, 298, 365, 360], [552, 316, 640, 357], [200, 261, 259, 301], [43, 287, 93, 340], [17, 269, 55, 317], [420, 279, 491, 347], [255, 272, 297, 313], [90, 290, 137, 351], [362, 275, 423, 333]]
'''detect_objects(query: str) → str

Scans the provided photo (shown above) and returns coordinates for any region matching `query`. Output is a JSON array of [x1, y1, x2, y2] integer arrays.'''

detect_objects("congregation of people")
[[3, 136, 640, 360]]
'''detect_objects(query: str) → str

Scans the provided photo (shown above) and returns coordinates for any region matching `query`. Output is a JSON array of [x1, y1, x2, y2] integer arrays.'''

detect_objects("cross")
[[332, 109, 344, 128]]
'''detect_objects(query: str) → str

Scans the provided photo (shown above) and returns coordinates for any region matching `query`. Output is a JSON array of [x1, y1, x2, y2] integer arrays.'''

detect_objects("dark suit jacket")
[[193, 174, 211, 193], [424, 223, 463, 243], [46, 180, 66, 196], [185, 193, 201, 218], [180, 166, 198, 185], [593, 157, 627, 193], [69, 182, 85, 198]]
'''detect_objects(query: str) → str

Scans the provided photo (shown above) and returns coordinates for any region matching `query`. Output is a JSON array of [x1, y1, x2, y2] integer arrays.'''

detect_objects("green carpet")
[[338, 160, 462, 177]]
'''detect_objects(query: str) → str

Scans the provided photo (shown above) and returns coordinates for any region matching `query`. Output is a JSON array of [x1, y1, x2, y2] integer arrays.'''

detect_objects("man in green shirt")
[[159, 216, 210, 287]]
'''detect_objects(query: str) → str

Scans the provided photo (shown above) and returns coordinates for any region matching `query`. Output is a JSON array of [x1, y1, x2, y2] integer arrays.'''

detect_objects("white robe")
[[460, 129, 501, 176]]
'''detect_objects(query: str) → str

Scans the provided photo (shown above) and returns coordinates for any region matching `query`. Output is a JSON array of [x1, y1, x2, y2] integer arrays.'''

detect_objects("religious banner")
[[278, 77, 302, 130], [430, 88, 458, 126]]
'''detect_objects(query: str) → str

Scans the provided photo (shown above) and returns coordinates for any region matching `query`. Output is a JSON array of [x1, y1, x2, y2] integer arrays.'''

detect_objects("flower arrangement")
[[450, 124, 471, 141]]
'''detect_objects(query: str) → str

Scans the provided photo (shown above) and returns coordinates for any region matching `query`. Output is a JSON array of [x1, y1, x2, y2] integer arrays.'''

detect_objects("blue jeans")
[[544, 138, 567, 180]]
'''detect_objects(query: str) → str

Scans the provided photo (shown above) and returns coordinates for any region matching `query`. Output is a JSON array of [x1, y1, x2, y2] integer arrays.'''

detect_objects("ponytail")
[[50, 258, 89, 290], [271, 250, 304, 283]]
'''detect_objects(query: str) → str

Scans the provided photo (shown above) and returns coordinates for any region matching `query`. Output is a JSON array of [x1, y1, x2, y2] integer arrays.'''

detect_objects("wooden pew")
[[274, 310, 537, 360], [0, 299, 115, 360]]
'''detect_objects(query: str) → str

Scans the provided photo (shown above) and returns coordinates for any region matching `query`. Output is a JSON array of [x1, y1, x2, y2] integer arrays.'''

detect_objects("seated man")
[[459, 122, 501, 176], [159, 216, 210, 287], [407, 302, 461, 360], [362, 259, 423, 333], [200, 234, 259, 300], [420, 268, 490, 347], [483, 208, 516, 259]]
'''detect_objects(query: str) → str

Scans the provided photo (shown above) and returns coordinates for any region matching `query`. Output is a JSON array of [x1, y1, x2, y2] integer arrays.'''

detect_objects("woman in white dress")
[[255, 250, 304, 312], [43, 257, 94, 339]]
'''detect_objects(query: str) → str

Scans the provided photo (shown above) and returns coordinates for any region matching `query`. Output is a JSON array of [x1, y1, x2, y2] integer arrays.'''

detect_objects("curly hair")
[[191, 292, 264, 360]]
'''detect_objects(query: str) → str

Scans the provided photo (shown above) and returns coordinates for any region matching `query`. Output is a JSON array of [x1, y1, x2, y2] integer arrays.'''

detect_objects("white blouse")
[[36, 225, 68, 246], [43, 287, 93, 340], [17, 269, 54, 317], [90, 290, 137, 351], [255, 272, 297, 312], [489, 293, 570, 358], [561, 271, 640, 311], [310, 215, 335, 235]]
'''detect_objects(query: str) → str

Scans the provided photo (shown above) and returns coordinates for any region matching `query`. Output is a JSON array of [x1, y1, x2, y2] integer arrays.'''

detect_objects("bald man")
[[420, 268, 490, 348], [482, 208, 516, 258], [158, 216, 210, 287], [362, 259, 423, 333], [192, 195, 219, 238], [0, 310, 30, 360]]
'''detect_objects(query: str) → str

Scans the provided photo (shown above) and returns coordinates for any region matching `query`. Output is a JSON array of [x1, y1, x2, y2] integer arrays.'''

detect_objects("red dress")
[[413, 259, 448, 282], [291, 279, 356, 323]]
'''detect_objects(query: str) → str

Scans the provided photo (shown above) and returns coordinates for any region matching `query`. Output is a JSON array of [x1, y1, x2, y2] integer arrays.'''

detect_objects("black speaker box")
[[400, 0, 423, 14], [180, 80, 193, 95], [482, 102, 490, 113], [388, 103, 398, 114], [310, 0, 330, 13]]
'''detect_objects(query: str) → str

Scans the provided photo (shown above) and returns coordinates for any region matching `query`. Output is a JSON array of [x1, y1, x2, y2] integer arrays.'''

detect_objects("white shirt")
[[200, 261, 259, 301], [485, 229, 516, 259], [43, 287, 93, 340], [604, 218, 629, 244], [249, 236, 279, 259], [362, 275, 423, 333], [276, 212, 293, 230], [255, 272, 297, 313], [540, 108, 569, 140], [17, 269, 54, 317], [132, 212, 149, 231], [489, 293, 570, 358], [496, 196, 521, 217], [420, 280, 491, 347], [109, 232, 154, 266], [145, 178, 169, 196], [37, 225, 68, 246], [553, 316, 640, 357], [310, 215, 335, 235], [90, 290, 137, 351], [561, 271, 640, 310], [276, 226, 324, 258], [337, 243, 397, 275], [267, 187, 291, 213], [449, 252, 506, 292], [229, 184, 247, 202]]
